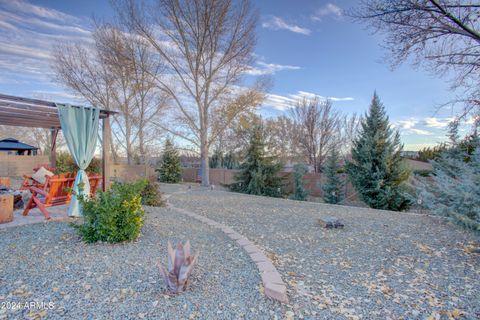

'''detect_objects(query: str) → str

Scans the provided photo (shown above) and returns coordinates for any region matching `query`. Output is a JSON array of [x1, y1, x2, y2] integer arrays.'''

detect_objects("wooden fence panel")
[[179, 168, 358, 200], [111, 164, 156, 182], [181, 168, 197, 182]]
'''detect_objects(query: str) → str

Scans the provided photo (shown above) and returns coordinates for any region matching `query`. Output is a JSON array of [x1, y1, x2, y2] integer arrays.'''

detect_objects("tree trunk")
[[200, 132, 209, 186], [139, 124, 145, 165], [125, 120, 132, 165], [111, 146, 119, 164]]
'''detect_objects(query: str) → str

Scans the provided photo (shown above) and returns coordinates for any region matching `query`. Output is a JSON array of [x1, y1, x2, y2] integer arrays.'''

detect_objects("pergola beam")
[[0, 93, 110, 119], [0, 118, 60, 128], [0, 103, 58, 117], [0, 110, 60, 123]]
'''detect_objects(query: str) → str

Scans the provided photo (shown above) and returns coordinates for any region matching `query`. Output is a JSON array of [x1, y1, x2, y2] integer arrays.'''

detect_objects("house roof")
[[0, 93, 117, 129], [0, 137, 39, 150]]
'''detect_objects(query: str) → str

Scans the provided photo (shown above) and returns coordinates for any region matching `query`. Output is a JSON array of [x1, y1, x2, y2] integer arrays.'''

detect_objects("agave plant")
[[159, 241, 198, 294]]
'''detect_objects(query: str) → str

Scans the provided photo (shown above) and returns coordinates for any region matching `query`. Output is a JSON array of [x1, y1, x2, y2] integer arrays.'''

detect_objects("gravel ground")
[[168, 185, 480, 320], [0, 205, 283, 319]]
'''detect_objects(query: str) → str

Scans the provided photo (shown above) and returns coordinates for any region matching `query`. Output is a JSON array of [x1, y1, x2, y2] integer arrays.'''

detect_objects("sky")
[[0, 0, 471, 150]]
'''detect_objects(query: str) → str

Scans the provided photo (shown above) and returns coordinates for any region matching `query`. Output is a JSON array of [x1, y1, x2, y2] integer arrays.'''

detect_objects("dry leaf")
[[417, 243, 433, 254], [447, 309, 465, 319]]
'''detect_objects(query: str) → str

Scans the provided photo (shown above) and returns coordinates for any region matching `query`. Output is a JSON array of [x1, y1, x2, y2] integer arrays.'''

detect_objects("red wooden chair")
[[19, 165, 56, 191], [23, 173, 102, 219]]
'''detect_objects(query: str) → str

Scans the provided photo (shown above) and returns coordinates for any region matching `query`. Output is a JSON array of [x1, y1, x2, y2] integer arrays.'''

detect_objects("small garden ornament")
[[159, 241, 198, 294]]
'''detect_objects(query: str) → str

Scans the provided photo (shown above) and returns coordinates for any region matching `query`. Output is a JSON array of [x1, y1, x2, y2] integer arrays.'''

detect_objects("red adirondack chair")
[[19, 165, 57, 191], [23, 173, 102, 219]]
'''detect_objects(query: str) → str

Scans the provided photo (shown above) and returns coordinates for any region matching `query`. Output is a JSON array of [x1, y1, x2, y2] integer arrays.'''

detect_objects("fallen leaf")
[[417, 243, 434, 254]]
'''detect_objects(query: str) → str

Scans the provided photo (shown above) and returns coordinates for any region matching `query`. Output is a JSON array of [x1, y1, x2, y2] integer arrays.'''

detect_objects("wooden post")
[[0, 194, 13, 224], [50, 128, 58, 169], [102, 116, 112, 191]]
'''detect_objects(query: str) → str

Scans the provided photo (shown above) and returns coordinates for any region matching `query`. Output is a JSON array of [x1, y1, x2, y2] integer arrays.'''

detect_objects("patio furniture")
[[19, 165, 56, 191], [23, 173, 102, 219]]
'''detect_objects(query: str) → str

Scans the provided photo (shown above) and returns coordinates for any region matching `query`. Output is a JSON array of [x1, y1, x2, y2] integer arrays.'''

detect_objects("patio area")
[[0, 205, 70, 230]]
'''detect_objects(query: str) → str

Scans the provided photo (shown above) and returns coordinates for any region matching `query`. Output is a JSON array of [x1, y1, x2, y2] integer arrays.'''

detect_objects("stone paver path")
[[166, 192, 288, 303]]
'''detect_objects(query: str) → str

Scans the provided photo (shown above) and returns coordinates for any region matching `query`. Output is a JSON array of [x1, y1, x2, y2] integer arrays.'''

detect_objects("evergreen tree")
[[209, 150, 239, 169], [290, 164, 309, 201], [322, 148, 344, 204], [157, 139, 182, 183], [418, 121, 480, 232], [223, 151, 239, 169], [346, 92, 411, 211], [209, 149, 222, 168], [231, 125, 283, 197]]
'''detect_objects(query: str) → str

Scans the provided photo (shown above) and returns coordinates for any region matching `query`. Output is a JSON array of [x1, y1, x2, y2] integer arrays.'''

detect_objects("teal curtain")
[[57, 104, 100, 217]]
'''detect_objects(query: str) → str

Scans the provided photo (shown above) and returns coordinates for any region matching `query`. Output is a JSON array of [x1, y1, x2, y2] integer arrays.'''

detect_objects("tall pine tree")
[[231, 125, 283, 197], [322, 148, 344, 204], [346, 92, 411, 211], [157, 139, 182, 183]]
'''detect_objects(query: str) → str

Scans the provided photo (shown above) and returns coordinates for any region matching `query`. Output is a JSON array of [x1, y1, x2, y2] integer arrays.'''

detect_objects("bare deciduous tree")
[[114, 0, 266, 185], [52, 24, 166, 164], [351, 0, 480, 116], [290, 97, 340, 172], [264, 115, 302, 163], [211, 110, 259, 160], [94, 24, 167, 164], [339, 113, 360, 158]]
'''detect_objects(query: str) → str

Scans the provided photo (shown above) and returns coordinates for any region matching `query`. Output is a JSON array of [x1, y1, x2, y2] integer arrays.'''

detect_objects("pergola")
[[0, 93, 116, 191]]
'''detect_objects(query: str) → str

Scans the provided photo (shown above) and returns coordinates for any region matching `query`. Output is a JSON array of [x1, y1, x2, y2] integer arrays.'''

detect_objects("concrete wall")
[[0, 154, 49, 177]]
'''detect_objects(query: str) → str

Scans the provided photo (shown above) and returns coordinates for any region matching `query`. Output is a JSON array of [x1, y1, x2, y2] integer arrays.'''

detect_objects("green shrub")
[[56, 151, 101, 174], [139, 179, 164, 207], [111, 179, 163, 207], [290, 163, 308, 201], [74, 181, 145, 243]]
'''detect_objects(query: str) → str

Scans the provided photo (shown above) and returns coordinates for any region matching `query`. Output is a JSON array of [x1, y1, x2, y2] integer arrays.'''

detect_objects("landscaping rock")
[[318, 216, 344, 229]]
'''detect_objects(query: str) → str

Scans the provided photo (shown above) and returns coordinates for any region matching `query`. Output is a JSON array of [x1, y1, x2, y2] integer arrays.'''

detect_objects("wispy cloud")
[[394, 119, 433, 136], [291, 90, 354, 102], [409, 128, 433, 136], [31, 90, 85, 103], [423, 117, 453, 128], [0, 0, 92, 85], [466, 115, 479, 125], [246, 61, 301, 76], [264, 90, 354, 111], [311, 3, 343, 22], [262, 16, 311, 35], [0, 0, 80, 23], [397, 119, 417, 130]]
